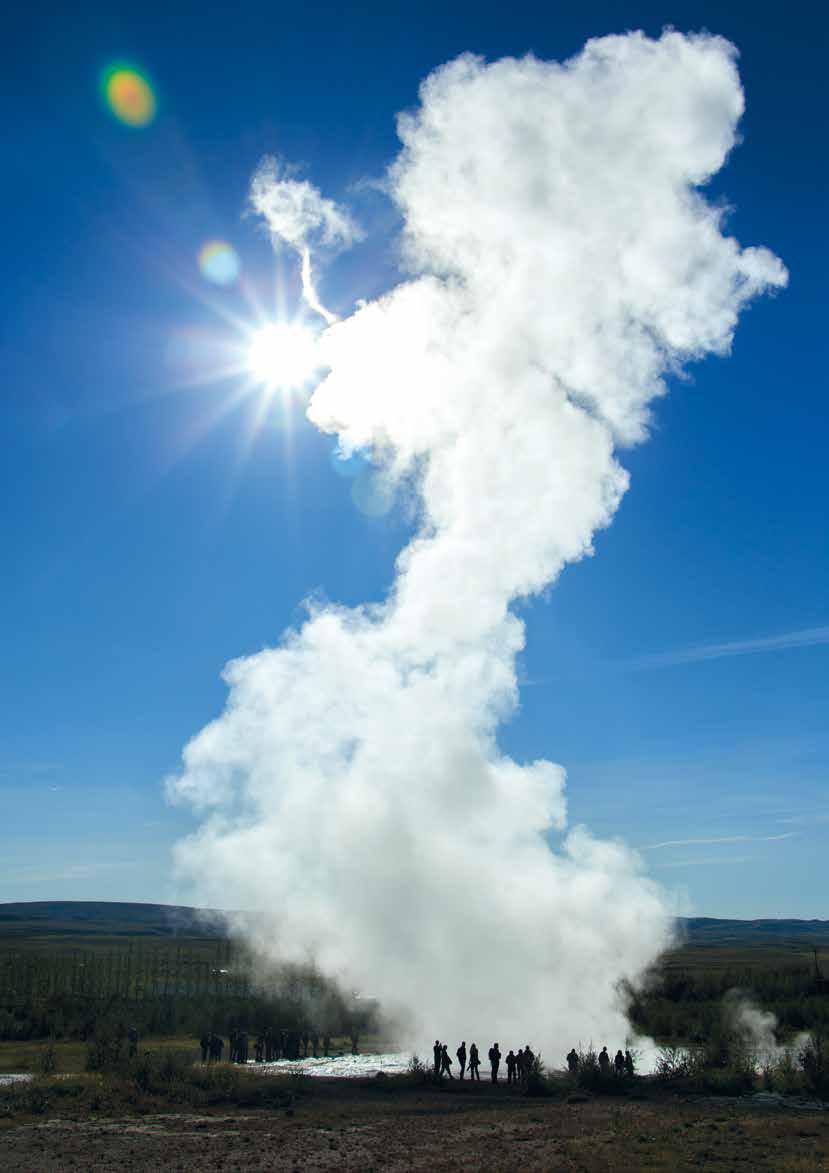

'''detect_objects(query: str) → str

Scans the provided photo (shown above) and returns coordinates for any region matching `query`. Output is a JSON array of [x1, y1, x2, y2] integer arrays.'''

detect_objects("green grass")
[[0, 1035, 203, 1074]]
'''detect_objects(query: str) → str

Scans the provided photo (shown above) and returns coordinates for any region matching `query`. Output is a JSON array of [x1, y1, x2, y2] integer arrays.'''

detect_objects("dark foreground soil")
[[2, 1079, 828, 1171]]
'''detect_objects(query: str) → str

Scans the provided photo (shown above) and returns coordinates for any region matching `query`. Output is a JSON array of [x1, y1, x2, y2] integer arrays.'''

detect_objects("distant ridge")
[[0, 901, 225, 938], [680, 917, 829, 946], [0, 902, 827, 944]]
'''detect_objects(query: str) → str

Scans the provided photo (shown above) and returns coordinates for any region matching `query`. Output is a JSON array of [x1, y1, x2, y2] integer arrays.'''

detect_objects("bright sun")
[[247, 322, 319, 389]]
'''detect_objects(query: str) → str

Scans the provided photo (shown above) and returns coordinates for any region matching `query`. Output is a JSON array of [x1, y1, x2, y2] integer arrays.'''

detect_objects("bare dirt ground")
[[2, 1079, 828, 1172]]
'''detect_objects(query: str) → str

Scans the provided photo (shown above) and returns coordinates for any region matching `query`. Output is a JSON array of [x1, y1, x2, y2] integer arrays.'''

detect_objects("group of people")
[[200, 1028, 357, 1064], [432, 1040, 537, 1084], [199, 1032, 225, 1062], [432, 1039, 636, 1082], [566, 1046, 635, 1077]]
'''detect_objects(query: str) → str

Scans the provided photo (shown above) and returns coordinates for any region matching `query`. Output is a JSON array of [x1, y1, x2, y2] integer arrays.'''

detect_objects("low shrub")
[[407, 1053, 427, 1077], [572, 1047, 624, 1093], [523, 1053, 552, 1096], [761, 1050, 803, 1095], [799, 1031, 828, 1099], [655, 1044, 755, 1095]]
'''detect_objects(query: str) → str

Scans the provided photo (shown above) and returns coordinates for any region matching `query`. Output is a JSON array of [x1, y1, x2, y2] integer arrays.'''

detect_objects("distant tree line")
[[628, 959, 829, 1043], [0, 940, 376, 1044]]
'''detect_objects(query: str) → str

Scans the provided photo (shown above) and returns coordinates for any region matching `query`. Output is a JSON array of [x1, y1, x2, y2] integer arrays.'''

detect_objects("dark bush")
[[799, 1031, 828, 1099], [523, 1053, 551, 1096]]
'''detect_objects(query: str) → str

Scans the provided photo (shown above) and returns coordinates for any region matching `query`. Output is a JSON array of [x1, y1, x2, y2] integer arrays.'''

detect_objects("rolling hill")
[[0, 902, 827, 945]]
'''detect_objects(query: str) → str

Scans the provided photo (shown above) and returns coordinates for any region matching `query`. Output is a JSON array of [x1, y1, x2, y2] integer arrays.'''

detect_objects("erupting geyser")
[[167, 31, 786, 1057]]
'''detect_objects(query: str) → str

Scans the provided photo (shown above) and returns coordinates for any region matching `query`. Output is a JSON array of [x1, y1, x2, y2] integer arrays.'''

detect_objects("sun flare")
[[247, 322, 319, 389]]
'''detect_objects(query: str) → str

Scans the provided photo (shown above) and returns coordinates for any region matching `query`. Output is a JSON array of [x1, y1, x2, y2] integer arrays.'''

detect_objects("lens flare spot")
[[198, 240, 240, 286], [102, 64, 156, 127], [247, 323, 319, 389], [351, 471, 395, 517]]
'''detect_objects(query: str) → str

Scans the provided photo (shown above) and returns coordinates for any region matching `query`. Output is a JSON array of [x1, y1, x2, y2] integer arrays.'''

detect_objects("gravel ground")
[[2, 1080, 829, 1171]]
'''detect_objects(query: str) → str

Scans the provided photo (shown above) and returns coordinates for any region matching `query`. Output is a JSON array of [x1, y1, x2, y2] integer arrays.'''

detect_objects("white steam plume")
[[722, 990, 809, 1067], [168, 32, 786, 1057], [249, 157, 361, 324]]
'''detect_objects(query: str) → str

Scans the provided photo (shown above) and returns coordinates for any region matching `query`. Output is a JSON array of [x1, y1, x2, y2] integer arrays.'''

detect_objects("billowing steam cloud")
[[249, 157, 361, 324], [168, 32, 786, 1055]]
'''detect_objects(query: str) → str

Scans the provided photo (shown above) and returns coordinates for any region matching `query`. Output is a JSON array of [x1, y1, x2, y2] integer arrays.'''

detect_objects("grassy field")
[[662, 944, 829, 973], [0, 1034, 380, 1076], [0, 1035, 203, 1075]]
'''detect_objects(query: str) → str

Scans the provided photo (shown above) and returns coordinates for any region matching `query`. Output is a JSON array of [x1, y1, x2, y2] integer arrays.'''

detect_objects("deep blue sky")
[[2, 1, 826, 916]]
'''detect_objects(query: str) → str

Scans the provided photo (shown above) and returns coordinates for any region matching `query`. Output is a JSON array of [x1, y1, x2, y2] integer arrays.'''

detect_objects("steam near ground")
[[723, 991, 810, 1067], [167, 31, 786, 1060]]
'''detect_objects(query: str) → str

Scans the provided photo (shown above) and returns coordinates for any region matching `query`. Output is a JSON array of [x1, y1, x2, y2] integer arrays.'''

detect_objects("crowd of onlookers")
[[433, 1040, 539, 1082], [433, 1040, 636, 1081], [193, 1030, 636, 1080], [567, 1045, 635, 1077], [198, 1027, 361, 1064]]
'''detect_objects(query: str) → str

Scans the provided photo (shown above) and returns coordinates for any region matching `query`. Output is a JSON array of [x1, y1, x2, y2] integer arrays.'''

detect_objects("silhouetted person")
[[469, 1043, 480, 1080], [211, 1034, 224, 1062], [506, 1049, 516, 1084], [350, 1030, 360, 1055], [229, 1030, 238, 1063], [255, 1036, 264, 1063], [566, 1048, 579, 1075], [614, 1049, 625, 1076], [311, 1030, 319, 1058], [302, 1031, 310, 1058], [523, 1045, 535, 1080], [488, 1043, 501, 1083], [515, 1048, 525, 1082], [200, 1032, 210, 1063], [624, 1049, 634, 1077], [441, 1044, 454, 1079], [456, 1041, 467, 1080], [433, 1039, 442, 1077], [323, 1032, 331, 1057], [598, 1046, 609, 1074], [239, 1031, 249, 1064], [127, 1027, 138, 1058]]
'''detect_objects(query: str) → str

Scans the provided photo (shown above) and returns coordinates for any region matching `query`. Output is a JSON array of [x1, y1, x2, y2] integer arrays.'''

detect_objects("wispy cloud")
[[633, 625, 829, 669], [652, 855, 754, 870], [642, 832, 797, 850]]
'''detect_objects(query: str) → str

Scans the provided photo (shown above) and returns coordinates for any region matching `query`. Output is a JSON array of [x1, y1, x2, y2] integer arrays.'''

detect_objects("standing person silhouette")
[[488, 1042, 501, 1083], [468, 1042, 480, 1080], [440, 1043, 454, 1079], [456, 1040, 467, 1080], [433, 1039, 442, 1077]]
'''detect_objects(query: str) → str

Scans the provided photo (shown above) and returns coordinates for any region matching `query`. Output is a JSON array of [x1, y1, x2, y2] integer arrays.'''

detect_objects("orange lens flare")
[[102, 64, 156, 127]]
